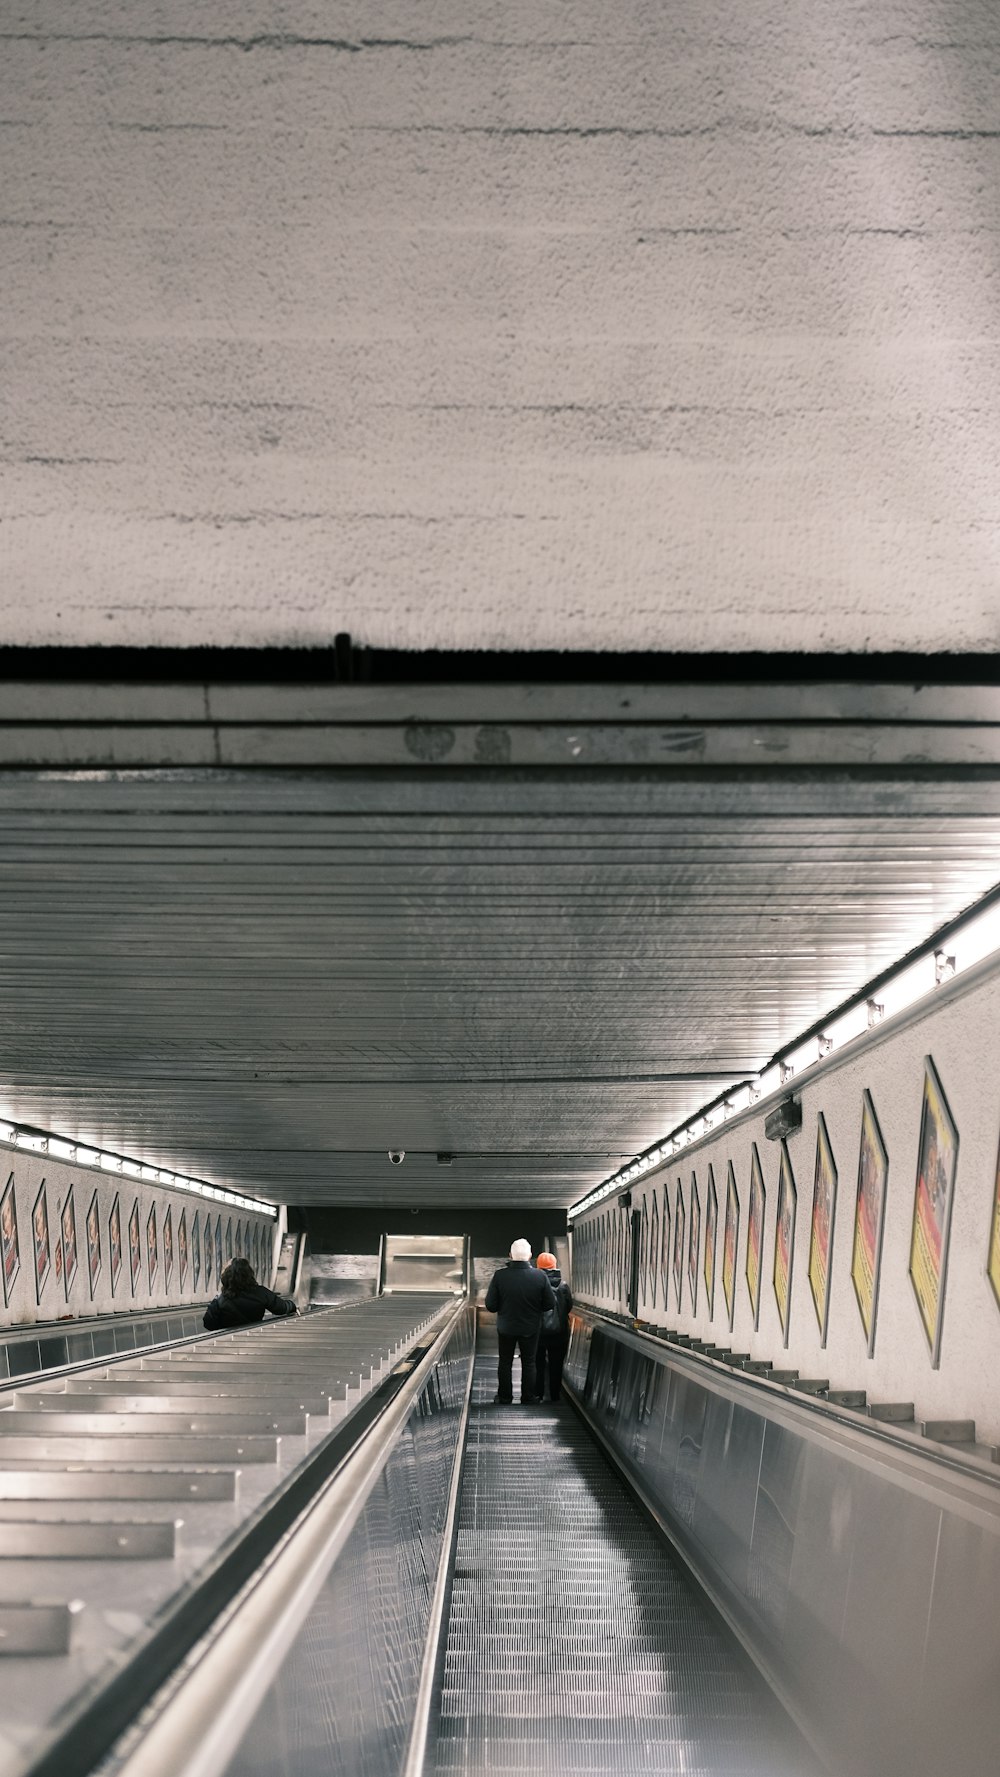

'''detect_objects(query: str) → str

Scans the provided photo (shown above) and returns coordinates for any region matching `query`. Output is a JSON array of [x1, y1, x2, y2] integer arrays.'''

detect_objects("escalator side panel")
[[566, 1316, 1000, 1777], [216, 1310, 473, 1777]]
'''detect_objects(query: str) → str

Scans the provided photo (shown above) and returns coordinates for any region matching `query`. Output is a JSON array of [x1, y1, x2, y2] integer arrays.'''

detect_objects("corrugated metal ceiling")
[[0, 679, 998, 1207]]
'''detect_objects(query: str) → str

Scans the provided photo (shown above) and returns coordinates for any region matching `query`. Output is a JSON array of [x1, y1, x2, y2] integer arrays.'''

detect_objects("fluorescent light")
[[16, 1132, 47, 1152], [99, 1152, 121, 1172], [122, 1159, 142, 1178], [77, 1147, 100, 1165], [0, 1122, 14, 1144], [140, 1165, 159, 1182], [49, 1138, 77, 1161]]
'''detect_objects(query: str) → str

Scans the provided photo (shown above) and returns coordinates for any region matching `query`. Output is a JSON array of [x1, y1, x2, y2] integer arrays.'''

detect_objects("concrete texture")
[[3, 2, 1000, 651]]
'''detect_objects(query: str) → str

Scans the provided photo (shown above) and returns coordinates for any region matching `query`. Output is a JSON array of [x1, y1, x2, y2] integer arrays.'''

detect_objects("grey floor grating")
[[427, 1337, 817, 1777]]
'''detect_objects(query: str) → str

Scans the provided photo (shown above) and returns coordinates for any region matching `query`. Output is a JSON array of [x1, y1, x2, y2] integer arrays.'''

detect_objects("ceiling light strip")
[[567, 907, 1000, 1223], [0, 1124, 277, 1219]]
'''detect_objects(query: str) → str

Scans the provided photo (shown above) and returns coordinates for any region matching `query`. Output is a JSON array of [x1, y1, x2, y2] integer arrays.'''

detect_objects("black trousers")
[[535, 1337, 567, 1401], [496, 1331, 539, 1402]]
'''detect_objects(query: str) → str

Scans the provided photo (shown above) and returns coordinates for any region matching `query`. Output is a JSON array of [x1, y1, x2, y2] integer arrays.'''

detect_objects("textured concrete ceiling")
[[0, 678, 997, 1209], [3, 2, 1000, 652]]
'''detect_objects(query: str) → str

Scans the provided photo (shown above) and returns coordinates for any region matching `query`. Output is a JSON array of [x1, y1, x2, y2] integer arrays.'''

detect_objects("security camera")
[[388, 1149, 406, 1165]]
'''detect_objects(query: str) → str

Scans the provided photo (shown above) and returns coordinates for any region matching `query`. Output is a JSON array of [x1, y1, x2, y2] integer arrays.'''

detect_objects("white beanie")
[[509, 1238, 532, 1261]]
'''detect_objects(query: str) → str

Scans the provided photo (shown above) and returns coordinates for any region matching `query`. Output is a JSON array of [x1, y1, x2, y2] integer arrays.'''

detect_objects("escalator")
[[427, 1339, 812, 1776], [6, 1297, 997, 1777]]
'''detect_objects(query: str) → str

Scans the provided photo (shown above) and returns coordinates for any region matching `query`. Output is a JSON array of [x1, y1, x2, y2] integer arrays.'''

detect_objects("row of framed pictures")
[[576, 1054, 973, 1369], [0, 1176, 271, 1311]]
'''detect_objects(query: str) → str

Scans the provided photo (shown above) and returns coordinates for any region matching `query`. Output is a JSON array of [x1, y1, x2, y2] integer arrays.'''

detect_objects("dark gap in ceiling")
[[0, 642, 997, 685]]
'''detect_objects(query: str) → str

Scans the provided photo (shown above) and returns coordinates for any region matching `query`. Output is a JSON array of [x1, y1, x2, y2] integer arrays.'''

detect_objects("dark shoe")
[[493, 1395, 512, 1405]]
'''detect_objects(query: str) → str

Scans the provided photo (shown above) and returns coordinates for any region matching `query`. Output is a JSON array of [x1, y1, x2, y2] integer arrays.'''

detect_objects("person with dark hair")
[[203, 1256, 298, 1330], [532, 1252, 573, 1401]]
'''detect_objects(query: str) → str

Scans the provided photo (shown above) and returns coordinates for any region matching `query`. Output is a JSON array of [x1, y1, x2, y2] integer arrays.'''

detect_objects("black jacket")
[[538, 1269, 573, 1342], [484, 1260, 556, 1336], [203, 1283, 298, 1331]]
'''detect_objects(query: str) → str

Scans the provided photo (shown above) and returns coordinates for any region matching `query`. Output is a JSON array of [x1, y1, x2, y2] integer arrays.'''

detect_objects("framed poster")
[[851, 1090, 888, 1356], [660, 1183, 671, 1306], [1, 1174, 19, 1307], [687, 1174, 701, 1314], [128, 1198, 142, 1295], [235, 1220, 243, 1260], [989, 1121, 1000, 1315], [109, 1193, 122, 1295], [703, 1164, 718, 1319], [163, 1205, 174, 1290], [85, 1189, 102, 1298], [722, 1162, 739, 1330], [746, 1144, 765, 1330], [203, 1214, 213, 1287], [225, 1218, 233, 1264], [215, 1217, 224, 1281], [773, 1142, 797, 1347], [909, 1056, 959, 1368], [649, 1190, 659, 1309], [61, 1188, 79, 1300], [672, 1180, 686, 1312], [192, 1210, 202, 1290], [178, 1209, 189, 1291], [639, 1194, 649, 1306], [146, 1203, 159, 1289], [32, 1182, 51, 1305], [253, 1221, 260, 1279], [808, 1114, 838, 1345]]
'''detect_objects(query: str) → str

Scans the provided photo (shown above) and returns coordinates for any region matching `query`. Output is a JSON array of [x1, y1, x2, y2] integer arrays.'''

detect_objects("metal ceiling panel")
[[0, 683, 997, 1207]]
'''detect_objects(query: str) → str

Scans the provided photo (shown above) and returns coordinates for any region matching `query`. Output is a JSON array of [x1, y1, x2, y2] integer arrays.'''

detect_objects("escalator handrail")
[[25, 1296, 469, 1777]]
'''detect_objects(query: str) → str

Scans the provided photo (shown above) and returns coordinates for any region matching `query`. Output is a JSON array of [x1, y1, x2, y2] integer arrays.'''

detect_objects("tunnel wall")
[[573, 952, 1000, 1446], [0, 1147, 276, 1326]]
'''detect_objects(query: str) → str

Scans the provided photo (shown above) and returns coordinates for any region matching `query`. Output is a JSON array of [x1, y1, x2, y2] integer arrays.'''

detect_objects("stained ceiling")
[[3, 2, 1000, 653]]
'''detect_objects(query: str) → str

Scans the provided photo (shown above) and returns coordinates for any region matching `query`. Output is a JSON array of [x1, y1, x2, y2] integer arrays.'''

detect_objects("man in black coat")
[[484, 1238, 556, 1403]]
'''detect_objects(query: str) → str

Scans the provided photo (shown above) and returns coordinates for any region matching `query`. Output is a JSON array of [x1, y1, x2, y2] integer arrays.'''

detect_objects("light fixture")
[[99, 1152, 121, 1172], [935, 949, 956, 986], [49, 1139, 77, 1161], [16, 1132, 47, 1153], [77, 1147, 100, 1166]]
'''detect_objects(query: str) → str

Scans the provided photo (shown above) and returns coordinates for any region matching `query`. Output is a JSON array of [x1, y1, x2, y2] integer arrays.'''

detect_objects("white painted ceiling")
[[3, 1, 1000, 652]]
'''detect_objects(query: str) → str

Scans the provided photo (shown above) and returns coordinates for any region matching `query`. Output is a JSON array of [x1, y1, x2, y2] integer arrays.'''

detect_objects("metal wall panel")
[[566, 1316, 1000, 1777]]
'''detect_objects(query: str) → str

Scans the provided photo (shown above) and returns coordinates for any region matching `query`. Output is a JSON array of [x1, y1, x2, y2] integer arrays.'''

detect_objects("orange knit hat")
[[536, 1252, 557, 1269]]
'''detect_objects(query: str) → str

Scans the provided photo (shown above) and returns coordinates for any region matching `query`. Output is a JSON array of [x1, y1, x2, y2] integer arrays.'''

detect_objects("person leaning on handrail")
[[203, 1256, 298, 1330]]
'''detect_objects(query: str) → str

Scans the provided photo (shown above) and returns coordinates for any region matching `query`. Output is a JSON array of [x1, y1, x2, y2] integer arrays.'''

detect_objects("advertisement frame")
[[773, 1141, 797, 1347], [746, 1143, 766, 1331], [851, 1090, 889, 1357], [808, 1112, 838, 1347], [908, 1055, 959, 1368]]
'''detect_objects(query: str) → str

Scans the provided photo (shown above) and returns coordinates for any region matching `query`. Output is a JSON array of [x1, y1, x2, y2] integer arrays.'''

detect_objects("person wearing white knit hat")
[[484, 1238, 557, 1404]]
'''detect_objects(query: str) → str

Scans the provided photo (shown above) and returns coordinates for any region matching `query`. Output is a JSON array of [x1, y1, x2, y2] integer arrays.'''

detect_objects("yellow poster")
[[746, 1144, 765, 1329], [989, 1131, 1000, 1311], [851, 1092, 888, 1355], [773, 1144, 796, 1345], [908, 1057, 958, 1366], [808, 1114, 838, 1345]]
